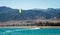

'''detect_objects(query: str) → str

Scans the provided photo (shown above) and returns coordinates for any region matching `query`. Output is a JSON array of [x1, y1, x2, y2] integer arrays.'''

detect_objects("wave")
[[12, 28, 40, 31], [0, 28, 41, 34], [31, 27, 40, 30]]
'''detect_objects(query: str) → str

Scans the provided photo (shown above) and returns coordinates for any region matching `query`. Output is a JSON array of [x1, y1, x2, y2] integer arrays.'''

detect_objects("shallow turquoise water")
[[0, 28, 60, 35]]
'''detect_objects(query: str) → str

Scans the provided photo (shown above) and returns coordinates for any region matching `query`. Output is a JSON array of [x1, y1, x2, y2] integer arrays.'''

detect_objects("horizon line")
[[0, 6, 60, 10]]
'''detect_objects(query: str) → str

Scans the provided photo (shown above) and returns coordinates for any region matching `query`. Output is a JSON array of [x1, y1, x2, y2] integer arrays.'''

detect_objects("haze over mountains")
[[0, 6, 60, 22]]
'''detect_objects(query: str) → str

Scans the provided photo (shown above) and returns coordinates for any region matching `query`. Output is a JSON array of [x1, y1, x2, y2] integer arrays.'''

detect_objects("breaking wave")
[[0, 28, 41, 34]]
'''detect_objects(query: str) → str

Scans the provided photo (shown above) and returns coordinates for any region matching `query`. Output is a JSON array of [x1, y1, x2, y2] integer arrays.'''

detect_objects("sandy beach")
[[0, 26, 60, 28]]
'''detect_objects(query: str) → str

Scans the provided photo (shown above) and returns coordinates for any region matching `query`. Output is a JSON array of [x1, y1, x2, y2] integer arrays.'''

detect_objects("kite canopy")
[[19, 9, 22, 13]]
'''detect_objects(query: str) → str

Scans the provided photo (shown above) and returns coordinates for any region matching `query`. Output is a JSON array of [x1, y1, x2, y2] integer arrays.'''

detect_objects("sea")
[[0, 27, 60, 35]]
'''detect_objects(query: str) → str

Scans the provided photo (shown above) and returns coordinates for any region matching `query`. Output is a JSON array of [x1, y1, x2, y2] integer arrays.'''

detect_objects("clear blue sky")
[[0, 0, 60, 9]]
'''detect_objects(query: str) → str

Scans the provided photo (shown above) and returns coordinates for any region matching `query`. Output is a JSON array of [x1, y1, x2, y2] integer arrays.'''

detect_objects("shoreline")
[[0, 26, 60, 28]]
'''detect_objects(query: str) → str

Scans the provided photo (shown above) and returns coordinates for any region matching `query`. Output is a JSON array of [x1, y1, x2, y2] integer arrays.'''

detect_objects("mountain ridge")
[[0, 6, 60, 22]]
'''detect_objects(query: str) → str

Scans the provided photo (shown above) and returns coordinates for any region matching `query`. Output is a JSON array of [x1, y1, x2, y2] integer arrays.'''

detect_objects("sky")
[[0, 0, 60, 9]]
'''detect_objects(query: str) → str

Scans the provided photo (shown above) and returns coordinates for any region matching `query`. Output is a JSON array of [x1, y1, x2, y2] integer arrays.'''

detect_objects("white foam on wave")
[[31, 27, 40, 30], [0, 31, 12, 34], [14, 29, 30, 31], [34, 28, 40, 29], [14, 28, 40, 31], [6, 31, 11, 33]]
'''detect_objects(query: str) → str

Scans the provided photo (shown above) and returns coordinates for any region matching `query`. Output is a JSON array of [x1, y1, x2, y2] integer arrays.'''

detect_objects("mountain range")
[[0, 6, 60, 22]]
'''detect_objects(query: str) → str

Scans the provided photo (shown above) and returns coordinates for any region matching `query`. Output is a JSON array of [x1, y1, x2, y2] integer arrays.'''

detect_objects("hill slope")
[[0, 6, 60, 22]]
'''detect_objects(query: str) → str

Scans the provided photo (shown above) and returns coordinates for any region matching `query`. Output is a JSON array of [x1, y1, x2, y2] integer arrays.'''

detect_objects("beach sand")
[[0, 26, 60, 28]]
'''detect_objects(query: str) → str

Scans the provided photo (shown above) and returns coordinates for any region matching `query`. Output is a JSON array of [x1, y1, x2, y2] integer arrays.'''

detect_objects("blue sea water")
[[0, 27, 60, 35]]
